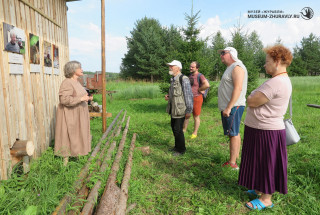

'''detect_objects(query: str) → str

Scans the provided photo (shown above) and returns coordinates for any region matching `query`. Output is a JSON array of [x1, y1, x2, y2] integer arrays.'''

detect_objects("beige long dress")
[[54, 78, 91, 157]]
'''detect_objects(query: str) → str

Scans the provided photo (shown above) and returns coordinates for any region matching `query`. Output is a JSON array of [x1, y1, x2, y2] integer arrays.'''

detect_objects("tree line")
[[120, 11, 320, 91]]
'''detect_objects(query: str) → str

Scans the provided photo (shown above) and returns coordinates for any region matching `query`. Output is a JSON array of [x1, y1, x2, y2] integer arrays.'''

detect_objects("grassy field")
[[0, 76, 319, 214]]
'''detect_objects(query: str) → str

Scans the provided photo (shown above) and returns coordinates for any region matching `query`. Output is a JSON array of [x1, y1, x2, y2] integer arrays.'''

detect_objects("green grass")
[[0, 77, 319, 214]]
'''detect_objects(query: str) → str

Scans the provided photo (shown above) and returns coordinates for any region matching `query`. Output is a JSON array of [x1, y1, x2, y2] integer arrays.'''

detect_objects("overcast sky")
[[66, 0, 320, 73]]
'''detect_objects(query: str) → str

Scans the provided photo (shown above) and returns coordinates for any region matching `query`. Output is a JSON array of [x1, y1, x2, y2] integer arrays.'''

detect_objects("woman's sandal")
[[246, 198, 274, 211]]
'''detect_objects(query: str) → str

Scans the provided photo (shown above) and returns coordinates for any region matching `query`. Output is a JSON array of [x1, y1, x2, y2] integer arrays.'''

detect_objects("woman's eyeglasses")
[[220, 51, 229, 56]]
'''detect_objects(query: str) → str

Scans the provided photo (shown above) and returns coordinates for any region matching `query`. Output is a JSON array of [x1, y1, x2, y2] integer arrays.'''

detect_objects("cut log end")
[[10, 140, 35, 157], [26, 141, 35, 156]]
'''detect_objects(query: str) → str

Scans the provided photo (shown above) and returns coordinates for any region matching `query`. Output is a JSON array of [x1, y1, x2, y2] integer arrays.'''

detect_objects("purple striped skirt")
[[238, 125, 288, 194]]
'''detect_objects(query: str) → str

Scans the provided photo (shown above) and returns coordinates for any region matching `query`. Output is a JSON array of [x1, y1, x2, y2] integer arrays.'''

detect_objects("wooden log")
[[80, 141, 117, 215], [79, 114, 126, 214], [115, 110, 127, 137], [89, 112, 112, 118], [95, 117, 130, 215], [115, 133, 137, 215], [22, 155, 30, 173], [52, 110, 123, 215], [92, 106, 100, 112], [10, 140, 34, 157], [68, 134, 114, 214]]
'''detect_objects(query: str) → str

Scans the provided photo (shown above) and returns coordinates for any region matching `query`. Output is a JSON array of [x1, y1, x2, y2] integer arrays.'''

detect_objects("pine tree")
[[180, 8, 207, 75], [211, 31, 226, 80], [228, 22, 258, 95], [120, 17, 167, 81]]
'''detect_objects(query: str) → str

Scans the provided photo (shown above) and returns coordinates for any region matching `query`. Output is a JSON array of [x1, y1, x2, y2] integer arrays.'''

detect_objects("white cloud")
[[245, 16, 320, 48], [69, 34, 127, 72], [69, 37, 100, 55], [79, 23, 101, 35], [199, 16, 234, 43], [106, 36, 127, 52], [200, 15, 320, 49]]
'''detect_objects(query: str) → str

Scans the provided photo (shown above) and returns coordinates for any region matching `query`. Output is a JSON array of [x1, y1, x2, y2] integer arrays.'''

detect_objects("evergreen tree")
[[162, 25, 184, 81], [289, 46, 308, 76], [120, 17, 167, 81], [211, 31, 226, 80], [297, 33, 320, 75], [228, 24, 258, 95], [248, 31, 265, 76], [180, 9, 207, 75]]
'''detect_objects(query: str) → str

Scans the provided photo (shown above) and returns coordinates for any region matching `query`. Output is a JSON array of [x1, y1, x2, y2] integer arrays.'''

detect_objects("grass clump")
[[0, 148, 88, 214]]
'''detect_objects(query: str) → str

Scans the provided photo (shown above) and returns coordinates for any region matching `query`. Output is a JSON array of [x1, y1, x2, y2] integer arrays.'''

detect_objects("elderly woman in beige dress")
[[54, 61, 93, 165]]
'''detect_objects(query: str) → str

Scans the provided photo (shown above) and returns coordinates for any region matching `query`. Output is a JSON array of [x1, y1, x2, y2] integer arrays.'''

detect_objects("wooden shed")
[[0, 0, 77, 180]]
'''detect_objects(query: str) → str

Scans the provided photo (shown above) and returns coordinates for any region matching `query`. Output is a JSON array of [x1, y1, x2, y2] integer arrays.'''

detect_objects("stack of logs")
[[88, 102, 102, 113], [52, 109, 136, 215]]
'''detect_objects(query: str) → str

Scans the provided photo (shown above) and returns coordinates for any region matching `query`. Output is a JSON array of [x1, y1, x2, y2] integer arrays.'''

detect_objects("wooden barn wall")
[[0, 0, 69, 180]]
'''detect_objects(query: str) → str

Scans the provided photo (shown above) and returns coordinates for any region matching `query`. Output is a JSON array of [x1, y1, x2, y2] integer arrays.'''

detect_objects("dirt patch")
[[140, 160, 150, 167], [136, 146, 151, 155]]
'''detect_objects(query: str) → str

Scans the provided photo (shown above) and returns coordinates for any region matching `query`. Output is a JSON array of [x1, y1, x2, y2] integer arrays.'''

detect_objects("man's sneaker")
[[190, 134, 197, 139], [222, 161, 239, 170]]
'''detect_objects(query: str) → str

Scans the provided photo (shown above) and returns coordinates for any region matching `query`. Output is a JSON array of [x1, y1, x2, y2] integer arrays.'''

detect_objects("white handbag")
[[284, 96, 300, 146]]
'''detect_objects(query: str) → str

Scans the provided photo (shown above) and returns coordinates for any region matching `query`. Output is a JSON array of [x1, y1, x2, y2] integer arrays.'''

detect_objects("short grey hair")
[[64, 60, 81, 78], [10, 30, 16, 37]]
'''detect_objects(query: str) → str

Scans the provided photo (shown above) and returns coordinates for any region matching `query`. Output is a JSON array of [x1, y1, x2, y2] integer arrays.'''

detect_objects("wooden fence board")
[[0, 0, 4, 21], [0, 23, 9, 180], [0, 0, 70, 179]]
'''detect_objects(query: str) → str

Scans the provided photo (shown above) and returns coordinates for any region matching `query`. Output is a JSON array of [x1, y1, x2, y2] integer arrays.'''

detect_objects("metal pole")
[[101, 0, 107, 132]]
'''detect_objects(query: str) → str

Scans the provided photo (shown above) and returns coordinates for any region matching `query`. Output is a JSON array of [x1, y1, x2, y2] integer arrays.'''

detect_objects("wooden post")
[[101, 0, 107, 132]]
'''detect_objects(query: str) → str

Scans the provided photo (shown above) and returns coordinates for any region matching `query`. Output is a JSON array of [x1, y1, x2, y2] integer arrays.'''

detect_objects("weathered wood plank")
[[16, 75, 27, 140], [8, 0, 17, 26], [29, 0, 36, 33], [89, 112, 112, 118], [0, 0, 5, 21], [14, 0, 21, 28]]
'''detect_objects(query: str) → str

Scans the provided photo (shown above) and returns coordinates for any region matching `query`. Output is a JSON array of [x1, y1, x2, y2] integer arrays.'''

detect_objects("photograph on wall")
[[29, 33, 40, 64], [3, 22, 25, 54], [43, 41, 52, 67], [53, 45, 59, 69]]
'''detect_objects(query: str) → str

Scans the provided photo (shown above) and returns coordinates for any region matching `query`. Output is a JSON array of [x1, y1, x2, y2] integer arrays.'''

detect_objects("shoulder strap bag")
[[284, 96, 300, 146]]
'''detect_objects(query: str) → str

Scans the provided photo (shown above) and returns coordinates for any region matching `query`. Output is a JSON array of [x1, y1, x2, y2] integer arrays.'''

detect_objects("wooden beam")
[[19, 0, 61, 27], [101, 0, 106, 132], [89, 112, 112, 118]]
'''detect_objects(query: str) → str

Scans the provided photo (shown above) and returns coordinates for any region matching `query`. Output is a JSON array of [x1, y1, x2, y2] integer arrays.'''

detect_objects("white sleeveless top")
[[218, 61, 248, 111]]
